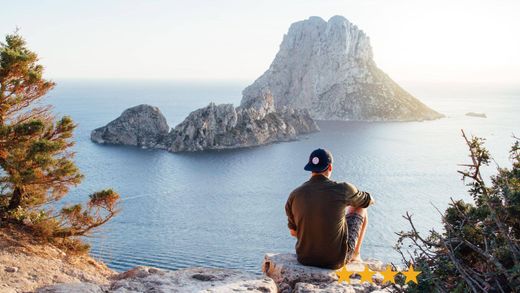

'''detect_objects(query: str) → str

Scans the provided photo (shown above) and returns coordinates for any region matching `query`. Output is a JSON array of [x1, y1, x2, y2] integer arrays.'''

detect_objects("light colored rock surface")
[[37, 282, 105, 293], [242, 16, 442, 121], [0, 227, 114, 293], [109, 266, 277, 292], [262, 253, 391, 293], [91, 104, 170, 148], [167, 92, 318, 152], [38, 266, 277, 293], [294, 282, 393, 293]]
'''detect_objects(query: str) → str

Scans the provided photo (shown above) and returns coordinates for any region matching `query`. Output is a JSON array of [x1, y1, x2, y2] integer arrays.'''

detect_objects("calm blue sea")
[[46, 80, 519, 273]]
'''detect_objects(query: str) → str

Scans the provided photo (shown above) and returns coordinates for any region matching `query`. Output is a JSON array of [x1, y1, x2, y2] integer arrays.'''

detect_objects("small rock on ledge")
[[262, 253, 393, 293], [4, 266, 18, 273]]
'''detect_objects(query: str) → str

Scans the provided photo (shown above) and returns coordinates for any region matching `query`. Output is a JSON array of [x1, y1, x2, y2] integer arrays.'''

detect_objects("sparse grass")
[[0, 222, 90, 255]]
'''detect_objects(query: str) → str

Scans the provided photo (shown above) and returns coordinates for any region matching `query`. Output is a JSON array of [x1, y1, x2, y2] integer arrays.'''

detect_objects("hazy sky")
[[1, 0, 519, 83]]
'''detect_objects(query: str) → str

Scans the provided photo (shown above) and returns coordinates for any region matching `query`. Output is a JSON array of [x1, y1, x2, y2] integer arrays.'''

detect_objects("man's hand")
[[289, 229, 297, 238]]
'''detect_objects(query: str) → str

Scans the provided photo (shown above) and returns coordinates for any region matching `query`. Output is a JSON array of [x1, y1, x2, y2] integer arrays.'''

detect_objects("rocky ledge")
[[32, 253, 395, 293], [91, 92, 318, 152], [1, 227, 394, 293], [0, 227, 114, 293], [262, 253, 394, 293], [38, 266, 277, 293]]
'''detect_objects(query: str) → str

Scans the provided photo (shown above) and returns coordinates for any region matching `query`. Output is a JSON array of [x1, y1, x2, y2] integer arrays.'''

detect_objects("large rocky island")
[[91, 15, 442, 151], [243, 16, 441, 121]]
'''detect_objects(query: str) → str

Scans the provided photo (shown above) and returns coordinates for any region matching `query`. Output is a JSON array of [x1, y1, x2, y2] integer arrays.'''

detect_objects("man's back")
[[285, 174, 371, 269]]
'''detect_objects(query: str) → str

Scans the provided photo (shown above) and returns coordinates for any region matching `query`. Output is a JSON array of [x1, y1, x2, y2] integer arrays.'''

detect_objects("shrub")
[[395, 131, 520, 292]]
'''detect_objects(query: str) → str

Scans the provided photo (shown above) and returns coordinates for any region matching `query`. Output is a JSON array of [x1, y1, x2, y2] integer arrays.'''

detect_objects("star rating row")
[[336, 264, 421, 285]]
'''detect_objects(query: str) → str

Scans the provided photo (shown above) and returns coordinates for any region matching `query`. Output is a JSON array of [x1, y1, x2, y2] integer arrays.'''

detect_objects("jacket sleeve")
[[343, 182, 372, 208], [285, 193, 297, 230]]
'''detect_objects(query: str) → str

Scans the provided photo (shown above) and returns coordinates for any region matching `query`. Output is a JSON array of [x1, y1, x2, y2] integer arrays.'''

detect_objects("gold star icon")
[[402, 264, 421, 284], [380, 265, 397, 284], [357, 265, 375, 284], [336, 265, 353, 284]]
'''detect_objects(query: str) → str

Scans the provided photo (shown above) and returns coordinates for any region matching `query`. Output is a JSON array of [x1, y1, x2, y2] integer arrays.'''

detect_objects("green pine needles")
[[0, 32, 120, 252]]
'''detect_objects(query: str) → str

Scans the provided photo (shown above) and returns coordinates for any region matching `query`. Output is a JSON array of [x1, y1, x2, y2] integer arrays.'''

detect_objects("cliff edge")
[[0, 226, 114, 293], [1, 226, 394, 292]]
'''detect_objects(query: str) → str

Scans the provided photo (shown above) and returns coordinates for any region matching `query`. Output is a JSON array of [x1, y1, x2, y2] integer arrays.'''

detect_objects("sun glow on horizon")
[[1, 0, 518, 84]]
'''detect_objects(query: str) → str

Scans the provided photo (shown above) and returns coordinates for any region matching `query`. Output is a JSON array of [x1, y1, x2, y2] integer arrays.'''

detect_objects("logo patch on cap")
[[312, 157, 320, 165]]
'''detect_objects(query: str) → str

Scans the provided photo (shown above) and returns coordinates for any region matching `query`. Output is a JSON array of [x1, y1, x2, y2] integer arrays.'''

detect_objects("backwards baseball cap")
[[304, 148, 333, 172]]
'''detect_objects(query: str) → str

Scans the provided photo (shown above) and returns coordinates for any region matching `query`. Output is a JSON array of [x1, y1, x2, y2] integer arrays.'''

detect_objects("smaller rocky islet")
[[90, 91, 319, 152]]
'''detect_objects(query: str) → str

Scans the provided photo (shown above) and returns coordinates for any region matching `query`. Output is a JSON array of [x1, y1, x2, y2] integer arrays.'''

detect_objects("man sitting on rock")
[[285, 148, 374, 269]]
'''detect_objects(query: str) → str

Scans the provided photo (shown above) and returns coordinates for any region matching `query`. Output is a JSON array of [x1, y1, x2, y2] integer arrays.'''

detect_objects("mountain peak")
[[242, 16, 442, 121]]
